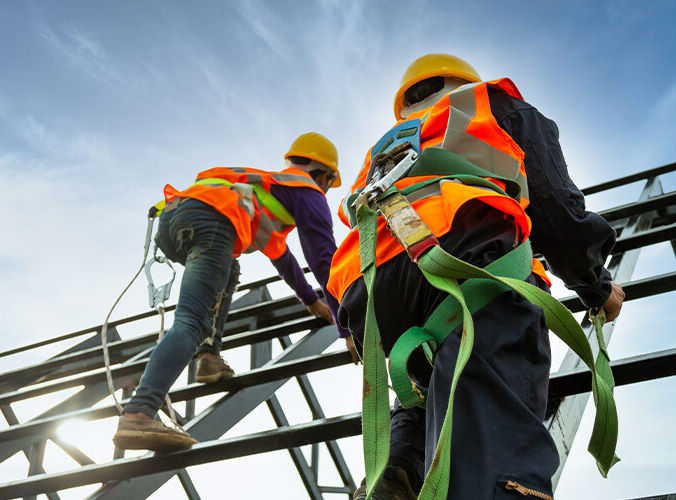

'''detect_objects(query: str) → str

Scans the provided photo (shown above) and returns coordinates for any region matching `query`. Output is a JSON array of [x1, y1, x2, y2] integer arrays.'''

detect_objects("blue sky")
[[1, 1, 675, 498]]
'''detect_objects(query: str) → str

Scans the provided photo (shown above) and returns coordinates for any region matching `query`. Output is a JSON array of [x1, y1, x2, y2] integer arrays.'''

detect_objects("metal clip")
[[144, 247, 176, 309], [353, 147, 419, 209]]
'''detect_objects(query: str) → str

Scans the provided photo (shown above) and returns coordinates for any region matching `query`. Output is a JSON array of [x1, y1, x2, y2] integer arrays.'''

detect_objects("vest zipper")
[[504, 480, 554, 500]]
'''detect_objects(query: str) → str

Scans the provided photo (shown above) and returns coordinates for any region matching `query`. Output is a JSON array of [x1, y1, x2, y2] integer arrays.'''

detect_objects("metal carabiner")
[[354, 147, 419, 209], [144, 245, 176, 309]]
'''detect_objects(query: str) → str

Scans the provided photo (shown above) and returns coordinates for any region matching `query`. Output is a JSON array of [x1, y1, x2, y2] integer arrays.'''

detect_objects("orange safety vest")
[[164, 167, 324, 259], [329, 78, 550, 302]]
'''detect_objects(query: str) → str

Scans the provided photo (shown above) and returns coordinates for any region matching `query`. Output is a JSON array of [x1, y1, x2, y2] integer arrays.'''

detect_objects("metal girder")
[[0, 412, 363, 499], [0, 315, 325, 409], [0, 349, 350, 447], [611, 222, 676, 253], [597, 190, 676, 222], [0, 332, 149, 394], [547, 347, 676, 401], [87, 325, 339, 499], [251, 336, 324, 499], [559, 271, 676, 313], [581, 161, 675, 195], [1, 339, 676, 498], [547, 176, 665, 486], [278, 335, 356, 494], [267, 395, 324, 499], [176, 470, 202, 500], [0, 286, 318, 366], [0, 328, 133, 464]]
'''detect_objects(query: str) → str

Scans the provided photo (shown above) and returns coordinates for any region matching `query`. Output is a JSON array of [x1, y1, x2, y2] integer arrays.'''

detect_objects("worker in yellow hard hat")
[[113, 132, 356, 453], [328, 54, 624, 499]]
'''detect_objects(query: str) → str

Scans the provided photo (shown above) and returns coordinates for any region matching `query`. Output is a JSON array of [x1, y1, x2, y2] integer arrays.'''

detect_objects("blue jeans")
[[124, 198, 240, 417]]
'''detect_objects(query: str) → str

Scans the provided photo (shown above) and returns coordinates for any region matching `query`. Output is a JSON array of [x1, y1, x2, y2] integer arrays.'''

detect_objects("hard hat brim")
[[393, 69, 481, 120], [284, 152, 342, 188]]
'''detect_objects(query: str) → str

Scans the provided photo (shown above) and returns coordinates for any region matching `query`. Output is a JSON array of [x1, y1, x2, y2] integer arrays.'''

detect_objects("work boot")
[[195, 354, 235, 383], [353, 468, 418, 500], [113, 414, 198, 452]]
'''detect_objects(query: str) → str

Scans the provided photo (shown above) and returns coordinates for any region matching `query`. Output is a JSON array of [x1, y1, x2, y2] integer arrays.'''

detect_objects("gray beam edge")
[[87, 325, 338, 499], [547, 176, 663, 488]]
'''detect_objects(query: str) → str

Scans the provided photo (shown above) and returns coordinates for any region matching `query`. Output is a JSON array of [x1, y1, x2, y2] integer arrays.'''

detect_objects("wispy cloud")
[[231, 0, 291, 63], [13, 114, 111, 168], [36, 21, 128, 88]]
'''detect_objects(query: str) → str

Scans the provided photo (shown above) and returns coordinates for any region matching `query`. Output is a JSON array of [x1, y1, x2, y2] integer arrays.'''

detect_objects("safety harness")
[[100, 176, 297, 431], [353, 123, 619, 499]]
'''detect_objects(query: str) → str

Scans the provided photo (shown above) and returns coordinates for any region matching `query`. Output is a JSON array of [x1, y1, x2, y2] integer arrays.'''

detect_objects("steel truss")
[[0, 163, 675, 499]]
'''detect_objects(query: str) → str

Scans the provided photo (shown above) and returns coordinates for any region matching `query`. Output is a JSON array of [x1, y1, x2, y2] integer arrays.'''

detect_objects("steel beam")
[[1, 341, 676, 498], [0, 316, 325, 408], [267, 396, 324, 499], [0, 288, 317, 367], [0, 413, 363, 499], [611, 222, 676, 253], [176, 470, 201, 500], [559, 271, 676, 313], [597, 190, 676, 222], [87, 325, 339, 499], [581, 161, 676, 195], [279, 335, 356, 494], [547, 347, 676, 401], [548, 176, 664, 487], [0, 349, 350, 446]]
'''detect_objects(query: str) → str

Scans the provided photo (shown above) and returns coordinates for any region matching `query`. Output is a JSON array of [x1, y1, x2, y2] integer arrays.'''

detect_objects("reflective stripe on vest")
[[442, 82, 529, 202], [336, 78, 528, 228], [328, 78, 549, 299], [163, 166, 322, 259], [328, 176, 533, 303], [194, 178, 295, 225]]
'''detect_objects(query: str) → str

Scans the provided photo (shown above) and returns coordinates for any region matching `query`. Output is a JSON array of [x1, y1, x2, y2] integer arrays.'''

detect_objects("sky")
[[1, 0, 675, 498]]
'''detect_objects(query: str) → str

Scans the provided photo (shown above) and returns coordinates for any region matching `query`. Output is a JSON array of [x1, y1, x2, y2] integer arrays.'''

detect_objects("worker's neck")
[[401, 78, 470, 119]]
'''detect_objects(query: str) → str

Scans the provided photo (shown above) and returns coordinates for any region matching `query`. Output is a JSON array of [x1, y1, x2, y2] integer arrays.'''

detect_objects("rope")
[[101, 216, 184, 431], [156, 304, 186, 431], [100, 217, 154, 414]]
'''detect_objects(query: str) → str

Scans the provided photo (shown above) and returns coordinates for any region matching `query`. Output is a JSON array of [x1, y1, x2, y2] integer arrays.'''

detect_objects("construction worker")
[[327, 54, 625, 499], [113, 132, 354, 452]]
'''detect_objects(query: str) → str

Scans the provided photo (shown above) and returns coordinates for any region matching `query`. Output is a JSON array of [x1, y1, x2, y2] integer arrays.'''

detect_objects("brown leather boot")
[[195, 354, 235, 383], [113, 415, 197, 452], [353, 469, 418, 500]]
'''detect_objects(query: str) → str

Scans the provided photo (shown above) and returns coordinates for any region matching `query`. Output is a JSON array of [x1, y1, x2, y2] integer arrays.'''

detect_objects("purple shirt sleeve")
[[270, 248, 318, 306], [271, 184, 352, 338]]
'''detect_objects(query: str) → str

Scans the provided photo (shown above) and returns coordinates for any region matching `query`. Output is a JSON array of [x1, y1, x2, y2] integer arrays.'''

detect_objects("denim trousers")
[[339, 201, 559, 499], [124, 198, 240, 417]]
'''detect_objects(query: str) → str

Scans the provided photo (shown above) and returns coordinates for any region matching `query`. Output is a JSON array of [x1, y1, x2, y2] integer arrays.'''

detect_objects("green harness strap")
[[357, 201, 392, 499], [389, 239, 533, 409], [356, 195, 619, 500]]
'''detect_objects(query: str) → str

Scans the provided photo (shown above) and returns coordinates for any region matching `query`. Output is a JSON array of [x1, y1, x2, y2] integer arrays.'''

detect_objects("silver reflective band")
[[442, 84, 529, 200]]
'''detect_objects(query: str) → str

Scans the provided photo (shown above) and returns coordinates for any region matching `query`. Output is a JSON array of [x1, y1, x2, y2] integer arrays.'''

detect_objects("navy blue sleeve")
[[489, 89, 615, 308]]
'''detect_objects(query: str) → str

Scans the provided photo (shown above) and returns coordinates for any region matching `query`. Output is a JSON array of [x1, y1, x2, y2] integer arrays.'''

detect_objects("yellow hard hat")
[[285, 132, 341, 187], [393, 53, 481, 119]]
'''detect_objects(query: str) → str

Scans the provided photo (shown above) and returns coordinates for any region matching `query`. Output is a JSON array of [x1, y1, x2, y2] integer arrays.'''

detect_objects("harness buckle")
[[354, 145, 419, 209], [378, 191, 438, 262]]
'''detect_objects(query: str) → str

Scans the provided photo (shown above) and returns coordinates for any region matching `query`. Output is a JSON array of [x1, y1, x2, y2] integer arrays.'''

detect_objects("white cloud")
[[37, 22, 123, 86]]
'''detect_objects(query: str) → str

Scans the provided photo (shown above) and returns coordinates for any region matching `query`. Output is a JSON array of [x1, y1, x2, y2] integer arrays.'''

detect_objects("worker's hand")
[[307, 299, 334, 324], [345, 336, 360, 365], [597, 281, 625, 322]]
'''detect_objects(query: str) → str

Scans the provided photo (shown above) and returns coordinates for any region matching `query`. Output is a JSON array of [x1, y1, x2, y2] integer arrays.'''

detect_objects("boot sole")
[[113, 430, 197, 452], [195, 370, 234, 383]]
